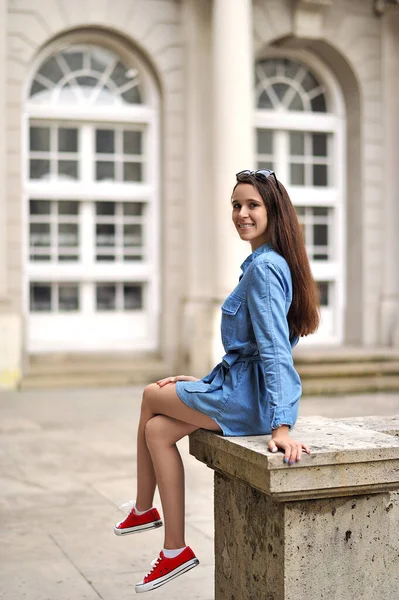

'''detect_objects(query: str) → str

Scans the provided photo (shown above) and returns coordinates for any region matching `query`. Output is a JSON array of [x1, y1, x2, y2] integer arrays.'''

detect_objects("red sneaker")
[[135, 547, 199, 593], [114, 502, 163, 536]]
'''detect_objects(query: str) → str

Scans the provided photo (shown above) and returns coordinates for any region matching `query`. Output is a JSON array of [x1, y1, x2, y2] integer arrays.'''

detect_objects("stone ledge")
[[189, 415, 399, 502]]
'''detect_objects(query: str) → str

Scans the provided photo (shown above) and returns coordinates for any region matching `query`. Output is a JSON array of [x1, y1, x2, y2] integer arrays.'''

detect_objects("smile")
[[238, 224, 254, 229]]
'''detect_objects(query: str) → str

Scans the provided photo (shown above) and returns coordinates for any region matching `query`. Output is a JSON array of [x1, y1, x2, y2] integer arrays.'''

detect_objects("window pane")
[[63, 50, 84, 72], [288, 92, 304, 111], [302, 70, 319, 93], [318, 282, 329, 307], [58, 224, 78, 247], [273, 82, 290, 101], [124, 254, 142, 262], [123, 284, 143, 310], [123, 162, 142, 182], [96, 161, 115, 180], [30, 284, 52, 312], [314, 254, 328, 261], [96, 201, 115, 216], [30, 159, 50, 180], [121, 86, 142, 105], [313, 207, 328, 217], [30, 80, 47, 98], [257, 130, 273, 154], [31, 254, 51, 261], [258, 90, 273, 109], [96, 129, 115, 153], [30, 223, 50, 247], [123, 203, 144, 216], [58, 254, 78, 262], [96, 284, 116, 311], [110, 61, 131, 88], [58, 160, 78, 179], [39, 56, 63, 84], [58, 128, 78, 152], [96, 254, 115, 261], [123, 131, 142, 155], [312, 133, 327, 157], [75, 75, 98, 94], [96, 224, 115, 247], [311, 93, 327, 113], [58, 285, 79, 311], [30, 126, 50, 151], [123, 224, 142, 247], [290, 132, 304, 156], [313, 164, 328, 186], [30, 200, 51, 215], [257, 161, 274, 171], [58, 201, 79, 215], [295, 206, 306, 216], [314, 224, 328, 246], [290, 163, 305, 185]]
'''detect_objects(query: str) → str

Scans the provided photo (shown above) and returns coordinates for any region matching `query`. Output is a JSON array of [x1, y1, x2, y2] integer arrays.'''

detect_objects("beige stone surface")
[[0, 386, 214, 600], [1, 386, 399, 599], [190, 416, 399, 501], [192, 413, 399, 600]]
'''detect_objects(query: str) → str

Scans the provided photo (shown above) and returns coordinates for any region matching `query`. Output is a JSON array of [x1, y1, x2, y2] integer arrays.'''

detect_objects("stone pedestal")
[[189, 415, 399, 600]]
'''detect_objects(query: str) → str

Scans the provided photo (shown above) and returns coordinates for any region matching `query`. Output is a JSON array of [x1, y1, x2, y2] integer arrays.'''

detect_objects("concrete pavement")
[[1, 387, 399, 600]]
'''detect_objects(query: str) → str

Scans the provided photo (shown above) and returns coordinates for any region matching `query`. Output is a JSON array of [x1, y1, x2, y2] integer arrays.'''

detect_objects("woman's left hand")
[[268, 425, 310, 464], [156, 375, 200, 388]]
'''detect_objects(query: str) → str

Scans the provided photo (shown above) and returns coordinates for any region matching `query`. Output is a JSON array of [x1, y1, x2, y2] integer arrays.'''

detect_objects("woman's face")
[[231, 183, 268, 251]]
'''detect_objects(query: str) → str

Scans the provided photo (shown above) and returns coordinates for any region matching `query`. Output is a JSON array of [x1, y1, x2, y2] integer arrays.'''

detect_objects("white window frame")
[[22, 37, 161, 352], [254, 50, 346, 345]]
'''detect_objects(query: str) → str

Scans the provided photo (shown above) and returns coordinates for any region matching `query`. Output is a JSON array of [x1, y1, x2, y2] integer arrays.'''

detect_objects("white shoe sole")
[[113, 520, 163, 536], [135, 558, 199, 593]]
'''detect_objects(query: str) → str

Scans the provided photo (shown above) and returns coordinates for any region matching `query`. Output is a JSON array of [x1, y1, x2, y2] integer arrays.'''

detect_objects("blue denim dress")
[[176, 243, 302, 436]]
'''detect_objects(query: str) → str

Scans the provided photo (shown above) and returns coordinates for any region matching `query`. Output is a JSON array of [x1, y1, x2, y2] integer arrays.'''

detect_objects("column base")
[[0, 313, 23, 389], [215, 472, 398, 600], [380, 297, 399, 347]]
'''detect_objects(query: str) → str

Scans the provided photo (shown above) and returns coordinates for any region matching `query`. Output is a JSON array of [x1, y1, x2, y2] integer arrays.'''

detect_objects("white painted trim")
[[254, 50, 347, 345]]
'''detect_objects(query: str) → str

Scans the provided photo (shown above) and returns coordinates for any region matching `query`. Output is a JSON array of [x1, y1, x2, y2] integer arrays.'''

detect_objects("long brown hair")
[[234, 172, 320, 337]]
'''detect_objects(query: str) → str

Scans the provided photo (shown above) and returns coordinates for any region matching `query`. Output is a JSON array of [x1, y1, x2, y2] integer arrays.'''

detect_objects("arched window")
[[255, 56, 345, 344], [25, 43, 160, 353]]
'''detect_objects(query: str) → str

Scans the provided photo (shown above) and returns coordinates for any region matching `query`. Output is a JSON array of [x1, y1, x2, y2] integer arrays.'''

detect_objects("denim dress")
[[175, 243, 302, 436]]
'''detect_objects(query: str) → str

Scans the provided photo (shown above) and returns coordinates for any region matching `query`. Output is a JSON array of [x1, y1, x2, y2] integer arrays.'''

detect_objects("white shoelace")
[[117, 500, 135, 514], [145, 555, 162, 578]]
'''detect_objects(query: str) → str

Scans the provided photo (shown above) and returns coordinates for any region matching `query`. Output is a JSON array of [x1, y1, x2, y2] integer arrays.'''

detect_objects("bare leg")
[[145, 416, 198, 548], [135, 383, 221, 539], [135, 408, 157, 511]]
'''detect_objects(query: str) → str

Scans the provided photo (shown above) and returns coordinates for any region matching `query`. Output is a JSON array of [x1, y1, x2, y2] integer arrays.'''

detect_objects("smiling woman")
[[231, 181, 269, 250], [116, 168, 320, 594]]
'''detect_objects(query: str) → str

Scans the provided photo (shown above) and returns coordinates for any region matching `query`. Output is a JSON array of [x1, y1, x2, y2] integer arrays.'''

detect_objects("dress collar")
[[240, 243, 272, 275]]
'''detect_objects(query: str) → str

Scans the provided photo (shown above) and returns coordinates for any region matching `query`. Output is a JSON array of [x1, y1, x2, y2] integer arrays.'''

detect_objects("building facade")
[[1, 0, 398, 387]]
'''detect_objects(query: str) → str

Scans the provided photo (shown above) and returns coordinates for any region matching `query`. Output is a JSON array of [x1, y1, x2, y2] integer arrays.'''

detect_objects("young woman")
[[114, 169, 320, 594]]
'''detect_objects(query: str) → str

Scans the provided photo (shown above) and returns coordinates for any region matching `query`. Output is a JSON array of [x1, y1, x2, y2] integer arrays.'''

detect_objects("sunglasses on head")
[[236, 169, 282, 193]]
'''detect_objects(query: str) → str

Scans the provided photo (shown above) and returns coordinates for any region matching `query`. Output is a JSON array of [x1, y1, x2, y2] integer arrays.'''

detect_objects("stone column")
[[380, 11, 399, 347], [179, 0, 217, 377], [190, 416, 399, 600], [211, 0, 254, 362], [0, 2, 22, 388], [0, 0, 6, 300]]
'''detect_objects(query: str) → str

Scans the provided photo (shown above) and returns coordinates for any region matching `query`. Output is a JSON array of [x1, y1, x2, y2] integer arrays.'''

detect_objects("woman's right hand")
[[156, 375, 200, 388]]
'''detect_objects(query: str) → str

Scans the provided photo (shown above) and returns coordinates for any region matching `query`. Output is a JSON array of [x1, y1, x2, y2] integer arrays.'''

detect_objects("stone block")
[[190, 416, 399, 599]]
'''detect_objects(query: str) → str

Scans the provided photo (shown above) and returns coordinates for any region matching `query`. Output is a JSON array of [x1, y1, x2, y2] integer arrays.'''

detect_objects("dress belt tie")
[[221, 353, 262, 368]]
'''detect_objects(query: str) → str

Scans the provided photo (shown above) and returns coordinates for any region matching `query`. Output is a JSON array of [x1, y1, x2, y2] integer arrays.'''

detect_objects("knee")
[[141, 383, 157, 411], [144, 416, 167, 449]]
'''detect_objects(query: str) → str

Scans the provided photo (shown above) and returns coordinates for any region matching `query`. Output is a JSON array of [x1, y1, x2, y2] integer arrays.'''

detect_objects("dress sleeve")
[[247, 260, 301, 430]]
